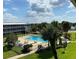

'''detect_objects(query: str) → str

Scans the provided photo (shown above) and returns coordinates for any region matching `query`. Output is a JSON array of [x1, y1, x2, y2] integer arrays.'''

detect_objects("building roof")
[[3, 23, 27, 25]]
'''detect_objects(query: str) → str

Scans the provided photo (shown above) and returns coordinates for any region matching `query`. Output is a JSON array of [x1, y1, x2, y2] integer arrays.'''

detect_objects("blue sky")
[[3, 0, 76, 24]]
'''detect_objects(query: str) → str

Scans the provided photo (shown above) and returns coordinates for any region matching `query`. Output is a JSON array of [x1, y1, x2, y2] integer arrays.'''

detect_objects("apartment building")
[[3, 23, 31, 35]]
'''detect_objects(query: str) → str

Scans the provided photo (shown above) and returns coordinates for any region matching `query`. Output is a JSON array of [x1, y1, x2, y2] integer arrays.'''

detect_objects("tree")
[[51, 21, 62, 46], [51, 21, 59, 27], [41, 26, 61, 59], [37, 22, 48, 32], [70, 0, 76, 7], [41, 22, 48, 29], [31, 24, 38, 32], [72, 23, 76, 27], [51, 21, 62, 30], [21, 44, 33, 53], [62, 21, 71, 32], [5, 33, 18, 49]]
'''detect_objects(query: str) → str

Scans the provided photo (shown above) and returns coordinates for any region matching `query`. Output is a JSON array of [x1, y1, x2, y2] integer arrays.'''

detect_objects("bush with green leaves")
[[21, 44, 33, 53], [41, 26, 62, 59], [64, 32, 71, 40], [62, 21, 71, 32]]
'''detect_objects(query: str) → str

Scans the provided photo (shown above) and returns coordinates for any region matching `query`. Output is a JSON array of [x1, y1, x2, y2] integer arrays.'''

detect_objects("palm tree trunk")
[[50, 40, 58, 59], [59, 38, 62, 46]]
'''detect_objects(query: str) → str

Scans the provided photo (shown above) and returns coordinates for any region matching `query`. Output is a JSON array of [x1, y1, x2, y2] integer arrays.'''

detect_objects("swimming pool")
[[26, 35, 48, 43]]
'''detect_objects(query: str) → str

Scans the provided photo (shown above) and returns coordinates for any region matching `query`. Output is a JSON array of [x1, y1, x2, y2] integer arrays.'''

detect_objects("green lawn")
[[71, 32, 76, 41], [3, 46, 22, 59], [16, 34, 27, 37], [19, 32, 76, 59], [3, 32, 76, 59]]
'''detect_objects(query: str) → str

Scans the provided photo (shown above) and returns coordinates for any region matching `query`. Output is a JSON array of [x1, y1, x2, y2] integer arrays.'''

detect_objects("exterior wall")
[[3, 24, 31, 35]]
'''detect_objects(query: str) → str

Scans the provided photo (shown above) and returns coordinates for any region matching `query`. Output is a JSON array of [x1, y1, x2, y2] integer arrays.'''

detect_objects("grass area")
[[57, 43, 76, 59], [3, 46, 22, 59], [16, 34, 27, 37], [70, 32, 76, 41], [3, 32, 76, 59], [3, 50, 18, 59], [19, 32, 76, 59], [19, 43, 75, 59], [3, 33, 28, 59]]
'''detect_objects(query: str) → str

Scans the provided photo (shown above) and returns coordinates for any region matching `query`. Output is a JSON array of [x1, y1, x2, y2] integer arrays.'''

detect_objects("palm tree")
[[62, 21, 71, 32], [31, 24, 38, 32], [37, 22, 48, 32], [41, 26, 60, 59], [51, 21, 62, 30], [51, 21, 62, 46], [51, 21, 59, 27], [70, 0, 76, 7], [61, 21, 71, 42]]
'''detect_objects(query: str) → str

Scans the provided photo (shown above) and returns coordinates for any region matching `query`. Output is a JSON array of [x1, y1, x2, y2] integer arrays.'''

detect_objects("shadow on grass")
[[3, 45, 12, 52], [3, 45, 22, 55], [35, 47, 54, 59], [12, 49, 21, 55]]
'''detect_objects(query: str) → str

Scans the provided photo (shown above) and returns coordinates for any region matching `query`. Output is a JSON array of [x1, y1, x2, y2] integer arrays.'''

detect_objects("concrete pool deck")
[[8, 34, 48, 59], [18, 34, 47, 44], [18, 34, 48, 51]]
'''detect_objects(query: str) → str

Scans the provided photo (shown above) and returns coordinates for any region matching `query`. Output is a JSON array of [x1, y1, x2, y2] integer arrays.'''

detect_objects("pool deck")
[[18, 34, 47, 44], [8, 34, 48, 59], [18, 34, 48, 50]]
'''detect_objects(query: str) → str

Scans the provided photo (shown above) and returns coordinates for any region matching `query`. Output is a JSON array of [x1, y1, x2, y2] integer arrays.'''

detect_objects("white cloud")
[[26, 10, 54, 17], [3, 8, 7, 12], [66, 9, 75, 14], [25, 0, 69, 23], [54, 9, 76, 22], [12, 7, 18, 11], [4, 0, 11, 2], [26, 0, 68, 13], [3, 12, 19, 23], [4, 0, 75, 23], [68, 1, 74, 8], [4, 0, 13, 5], [25, 9, 55, 23]]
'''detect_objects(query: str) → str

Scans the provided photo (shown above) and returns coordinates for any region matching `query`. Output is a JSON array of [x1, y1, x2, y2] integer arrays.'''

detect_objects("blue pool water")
[[26, 35, 48, 42]]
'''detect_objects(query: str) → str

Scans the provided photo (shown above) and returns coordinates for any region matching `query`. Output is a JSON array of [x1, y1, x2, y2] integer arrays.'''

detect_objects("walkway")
[[70, 41, 76, 43], [68, 30, 76, 32]]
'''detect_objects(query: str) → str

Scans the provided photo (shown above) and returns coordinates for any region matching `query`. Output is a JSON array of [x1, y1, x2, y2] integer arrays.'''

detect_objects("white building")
[[3, 23, 31, 35]]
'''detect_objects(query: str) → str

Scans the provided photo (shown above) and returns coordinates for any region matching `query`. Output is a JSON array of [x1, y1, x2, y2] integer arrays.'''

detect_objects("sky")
[[3, 0, 76, 24]]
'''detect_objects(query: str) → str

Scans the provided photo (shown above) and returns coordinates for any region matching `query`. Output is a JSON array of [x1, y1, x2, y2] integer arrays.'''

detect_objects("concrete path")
[[70, 41, 76, 43], [68, 30, 76, 32]]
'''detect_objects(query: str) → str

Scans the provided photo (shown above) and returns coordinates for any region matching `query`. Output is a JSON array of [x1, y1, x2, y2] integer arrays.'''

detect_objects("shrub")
[[64, 32, 71, 40], [3, 45, 13, 52], [21, 44, 33, 53]]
